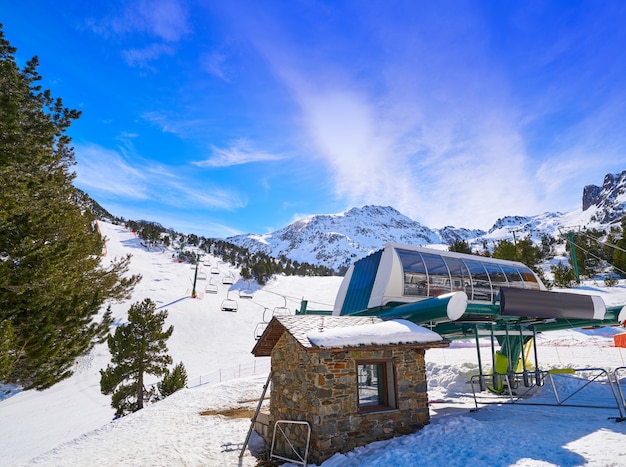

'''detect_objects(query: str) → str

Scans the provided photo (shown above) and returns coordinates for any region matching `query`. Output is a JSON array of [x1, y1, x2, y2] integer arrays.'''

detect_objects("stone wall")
[[267, 332, 432, 465]]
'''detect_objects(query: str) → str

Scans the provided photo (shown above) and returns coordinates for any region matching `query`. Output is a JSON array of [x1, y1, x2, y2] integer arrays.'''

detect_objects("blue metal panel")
[[340, 249, 383, 315]]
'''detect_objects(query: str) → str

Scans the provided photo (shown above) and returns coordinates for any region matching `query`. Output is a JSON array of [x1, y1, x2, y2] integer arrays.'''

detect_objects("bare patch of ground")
[[199, 407, 256, 418]]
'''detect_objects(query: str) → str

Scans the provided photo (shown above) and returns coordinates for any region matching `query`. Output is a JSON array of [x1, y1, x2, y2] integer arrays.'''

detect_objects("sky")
[[3, 0, 626, 238]]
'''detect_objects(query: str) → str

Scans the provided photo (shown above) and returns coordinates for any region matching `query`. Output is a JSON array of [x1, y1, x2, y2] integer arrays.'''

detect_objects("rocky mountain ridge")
[[582, 170, 626, 224], [227, 170, 626, 271]]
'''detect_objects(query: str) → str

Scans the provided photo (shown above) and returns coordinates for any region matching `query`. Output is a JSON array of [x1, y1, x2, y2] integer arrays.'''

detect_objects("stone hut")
[[251, 314, 450, 465]]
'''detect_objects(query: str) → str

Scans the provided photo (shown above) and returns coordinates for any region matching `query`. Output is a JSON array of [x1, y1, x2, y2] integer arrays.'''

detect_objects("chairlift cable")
[[571, 242, 626, 277], [576, 231, 626, 254]]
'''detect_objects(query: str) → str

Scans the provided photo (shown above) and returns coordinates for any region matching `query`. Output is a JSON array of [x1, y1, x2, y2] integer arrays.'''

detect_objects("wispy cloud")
[[200, 51, 230, 82], [123, 43, 175, 68], [86, 0, 190, 66], [133, 0, 191, 42], [91, 0, 190, 42], [73, 142, 246, 211], [73, 144, 150, 199], [226, 2, 599, 228], [141, 111, 210, 137], [194, 139, 285, 168]]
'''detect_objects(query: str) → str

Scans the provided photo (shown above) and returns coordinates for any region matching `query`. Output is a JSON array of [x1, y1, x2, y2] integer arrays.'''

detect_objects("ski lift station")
[[251, 242, 626, 464], [331, 243, 625, 387]]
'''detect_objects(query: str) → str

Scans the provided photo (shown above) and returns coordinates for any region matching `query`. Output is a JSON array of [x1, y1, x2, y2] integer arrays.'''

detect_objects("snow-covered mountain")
[[227, 205, 485, 271], [582, 169, 626, 224], [227, 171, 626, 270]]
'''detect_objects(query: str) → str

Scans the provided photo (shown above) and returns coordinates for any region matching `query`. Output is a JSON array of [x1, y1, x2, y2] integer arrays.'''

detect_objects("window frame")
[[356, 360, 397, 413]]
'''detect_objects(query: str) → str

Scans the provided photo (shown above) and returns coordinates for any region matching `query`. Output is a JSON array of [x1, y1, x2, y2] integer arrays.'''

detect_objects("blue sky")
[[3, 1, 626, 238]]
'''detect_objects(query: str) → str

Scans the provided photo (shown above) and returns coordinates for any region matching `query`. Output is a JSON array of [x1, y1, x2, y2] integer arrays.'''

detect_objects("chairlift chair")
[[197, 271, 207, 280], [239, 289, 253, 299], [205, 278, 218, 294], [220, 291, 238, 312], [239, 280, 254, 299], [210, 266, 220, 275], [254, 322, 268, 340], [222, 273, 234, 285], [272, 296, 291, 317]]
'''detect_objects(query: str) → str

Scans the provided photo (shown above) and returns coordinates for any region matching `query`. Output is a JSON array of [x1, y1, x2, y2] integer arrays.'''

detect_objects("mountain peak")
[[582, 170, 626, 223], [227, 205, 481, 271]]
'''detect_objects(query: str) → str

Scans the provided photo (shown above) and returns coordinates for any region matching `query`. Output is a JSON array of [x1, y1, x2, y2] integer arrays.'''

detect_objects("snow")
[[307, 319, 444, 347], [2, 220, 626, 466]]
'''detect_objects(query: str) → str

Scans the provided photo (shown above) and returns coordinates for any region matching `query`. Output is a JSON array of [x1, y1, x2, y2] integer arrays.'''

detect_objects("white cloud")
[[86, 0, 190, 67], [200, 51, 230, 82], [194, 139, 284, 167], [135, 0, 191, 42], [231, 5, 548, 229], [73, 144, 150, 199], [91, 0, 190, 42], [122, 43, 175, 68], [73, 143, 246, 211]]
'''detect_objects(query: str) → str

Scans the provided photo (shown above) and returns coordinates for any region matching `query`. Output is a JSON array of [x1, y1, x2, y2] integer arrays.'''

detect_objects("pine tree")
[[448, 239, 472, 254], [551, 262, 577, 288], [492, 239, 518, 261], [613, 218, 626, 277], [158, 361, 188, 398], [100, 298, 174, 416], [0, 320, 15, 381], [0, 25, 141, 390]]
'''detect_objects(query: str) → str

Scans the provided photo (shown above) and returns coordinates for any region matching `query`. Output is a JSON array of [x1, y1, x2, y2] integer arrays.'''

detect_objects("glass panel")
[[500, 264, 524, 288], [358, 363, 385, 407], [398, 250, 428, 297], [421, 252, 451, 297], [485, 263, 508, 298], [464, 260, 492, 301], [519, 267, 541, 289], [443, 257, 472, 296]]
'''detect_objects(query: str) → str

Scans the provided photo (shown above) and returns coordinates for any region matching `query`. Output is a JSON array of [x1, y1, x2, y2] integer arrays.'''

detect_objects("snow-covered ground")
[[2, 221, 626, 466]]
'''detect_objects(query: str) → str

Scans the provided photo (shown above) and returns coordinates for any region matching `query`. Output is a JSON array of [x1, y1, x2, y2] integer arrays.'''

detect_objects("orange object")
[[613, 333, 626, 348]]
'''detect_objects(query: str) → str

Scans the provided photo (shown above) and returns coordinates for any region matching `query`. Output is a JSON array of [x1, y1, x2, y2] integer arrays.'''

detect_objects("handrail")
[[470, 368, 625, 420]]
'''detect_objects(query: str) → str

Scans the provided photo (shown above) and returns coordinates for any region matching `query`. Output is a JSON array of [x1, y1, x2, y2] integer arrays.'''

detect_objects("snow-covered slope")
[[0, 221, 342, 465]]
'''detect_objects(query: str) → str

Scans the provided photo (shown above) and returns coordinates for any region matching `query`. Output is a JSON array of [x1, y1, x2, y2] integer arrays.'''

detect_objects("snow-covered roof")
[[251, 315, 447, 357], [308, 319, 444, 348]]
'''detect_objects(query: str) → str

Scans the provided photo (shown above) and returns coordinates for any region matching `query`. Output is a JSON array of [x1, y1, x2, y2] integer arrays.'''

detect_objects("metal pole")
[[532, 327, 542, 386], [191, 254, 199, 298], [519, 325, 529, 386], [240, 371, 273, 458], [568, 231, 580, 283], [474, 325, 485, 391]]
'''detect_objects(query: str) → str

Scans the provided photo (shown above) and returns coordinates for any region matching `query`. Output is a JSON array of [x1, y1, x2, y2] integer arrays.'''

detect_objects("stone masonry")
[[253, 316, 449, 465]]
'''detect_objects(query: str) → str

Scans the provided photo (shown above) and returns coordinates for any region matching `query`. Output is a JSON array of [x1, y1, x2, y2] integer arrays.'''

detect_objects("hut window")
[[356, 361, 396, 412]]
